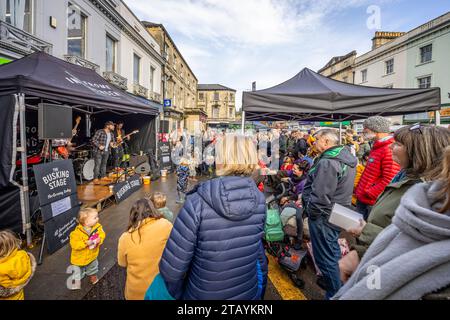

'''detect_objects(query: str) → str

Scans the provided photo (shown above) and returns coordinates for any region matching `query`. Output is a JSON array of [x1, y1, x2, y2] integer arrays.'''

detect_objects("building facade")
[[197, 84, 236, 128], [143, 21, 199, 133], [0, 0, 163, 105], [318, 50, 357, 83], [354, 12, 450, 123]]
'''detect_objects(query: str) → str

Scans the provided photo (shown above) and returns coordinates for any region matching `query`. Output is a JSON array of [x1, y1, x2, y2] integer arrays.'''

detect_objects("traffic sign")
[[164, 99, 172, 107]]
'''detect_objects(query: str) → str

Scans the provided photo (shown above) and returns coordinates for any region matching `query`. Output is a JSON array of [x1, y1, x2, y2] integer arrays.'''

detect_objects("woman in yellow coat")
[[0, 230, 36, 300], [118, 198, 173, 300]]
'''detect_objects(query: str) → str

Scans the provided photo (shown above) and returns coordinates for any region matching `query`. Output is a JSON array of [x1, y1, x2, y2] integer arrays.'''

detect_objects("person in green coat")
[[339, 124, 450, 283]]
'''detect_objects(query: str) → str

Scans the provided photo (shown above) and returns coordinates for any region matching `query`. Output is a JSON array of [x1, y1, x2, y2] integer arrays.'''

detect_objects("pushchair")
[[264, 190, 308, 289]]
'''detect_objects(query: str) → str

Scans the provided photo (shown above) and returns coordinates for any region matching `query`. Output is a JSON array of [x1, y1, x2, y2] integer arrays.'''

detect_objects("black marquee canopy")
[[0, 51, 159, 115], [242, 68, 441, 122]]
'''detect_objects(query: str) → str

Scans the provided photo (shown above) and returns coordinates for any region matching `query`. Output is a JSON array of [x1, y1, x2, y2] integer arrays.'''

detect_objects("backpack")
[[264, 208, 285, 242]]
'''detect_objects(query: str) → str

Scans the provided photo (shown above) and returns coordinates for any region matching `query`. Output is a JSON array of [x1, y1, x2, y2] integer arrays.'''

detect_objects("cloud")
[[125, 0, 401, 109]]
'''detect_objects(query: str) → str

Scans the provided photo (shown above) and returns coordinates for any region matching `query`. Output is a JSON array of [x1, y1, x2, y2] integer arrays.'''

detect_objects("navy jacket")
[[159, 176, 267, 300]]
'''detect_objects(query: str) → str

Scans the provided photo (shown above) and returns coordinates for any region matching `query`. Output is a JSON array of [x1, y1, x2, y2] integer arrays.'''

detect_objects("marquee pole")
[[18, 93, 32, 247], [241, 111, 245, 134]]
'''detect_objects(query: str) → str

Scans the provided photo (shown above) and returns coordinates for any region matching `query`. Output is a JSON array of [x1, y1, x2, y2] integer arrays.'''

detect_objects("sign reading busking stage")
[[33, 160, 79, 254], [159, 141, 172, 172], [113, 174, 142, 203]]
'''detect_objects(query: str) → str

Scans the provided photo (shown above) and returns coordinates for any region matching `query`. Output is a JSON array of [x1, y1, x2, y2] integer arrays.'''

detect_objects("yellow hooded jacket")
[[0, 249, 36, 300], [70, 223, 106, 266]]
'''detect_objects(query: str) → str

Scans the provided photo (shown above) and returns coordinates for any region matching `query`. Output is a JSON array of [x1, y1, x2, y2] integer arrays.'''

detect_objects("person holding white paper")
[[302, 129, 357, 299], [339, 125, 450, 284]]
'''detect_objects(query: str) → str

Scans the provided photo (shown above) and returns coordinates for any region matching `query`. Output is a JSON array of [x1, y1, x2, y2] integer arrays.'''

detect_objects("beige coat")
[[118, 217, 172, 300]]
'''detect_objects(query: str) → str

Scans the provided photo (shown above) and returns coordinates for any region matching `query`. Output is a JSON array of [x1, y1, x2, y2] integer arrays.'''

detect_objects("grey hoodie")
[[333, 181, 450, 300]]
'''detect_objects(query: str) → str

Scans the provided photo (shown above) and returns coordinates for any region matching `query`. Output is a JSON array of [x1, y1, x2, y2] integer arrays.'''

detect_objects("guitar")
[[111, 130, 139, 149], [56, 116, 82, 159]]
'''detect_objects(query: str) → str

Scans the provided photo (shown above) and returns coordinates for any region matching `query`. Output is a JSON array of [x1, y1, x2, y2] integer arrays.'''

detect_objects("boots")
[[176, 191, 184, 204]]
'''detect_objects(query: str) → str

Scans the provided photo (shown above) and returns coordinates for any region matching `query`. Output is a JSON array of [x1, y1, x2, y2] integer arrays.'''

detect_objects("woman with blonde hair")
[[158, 134, 267, 300]]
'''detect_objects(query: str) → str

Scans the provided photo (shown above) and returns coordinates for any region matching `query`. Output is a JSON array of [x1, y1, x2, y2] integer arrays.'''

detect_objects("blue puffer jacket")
[[159, 176, 267, 300]]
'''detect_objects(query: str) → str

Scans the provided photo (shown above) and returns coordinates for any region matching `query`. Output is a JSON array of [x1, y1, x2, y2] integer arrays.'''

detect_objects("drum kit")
[[72, 147, 95, 183]]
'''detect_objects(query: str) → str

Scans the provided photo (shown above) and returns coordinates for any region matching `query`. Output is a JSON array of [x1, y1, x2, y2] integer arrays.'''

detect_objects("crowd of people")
[[1, 117, 449, 300]]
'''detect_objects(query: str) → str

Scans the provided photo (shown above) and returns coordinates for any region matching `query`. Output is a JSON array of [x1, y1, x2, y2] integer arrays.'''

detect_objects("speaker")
[[38, 103, 72, 139], [130, 155, 149, 168], [160, 120, 169, 133], [135, 162, 151, 175]]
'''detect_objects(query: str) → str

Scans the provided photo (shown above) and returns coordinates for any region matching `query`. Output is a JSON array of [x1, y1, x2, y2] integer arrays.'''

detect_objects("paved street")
[[25, 173, 324, 300]]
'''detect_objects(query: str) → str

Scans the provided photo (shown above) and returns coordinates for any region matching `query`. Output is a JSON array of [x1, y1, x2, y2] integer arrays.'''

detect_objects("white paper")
[[51, 196, 71, 218], [329, 203, 363, 230]]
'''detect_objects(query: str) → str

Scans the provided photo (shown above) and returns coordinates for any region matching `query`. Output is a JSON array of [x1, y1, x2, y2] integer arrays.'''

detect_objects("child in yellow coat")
[[0, 230, 36, 300], [69, 208, 106, 287]]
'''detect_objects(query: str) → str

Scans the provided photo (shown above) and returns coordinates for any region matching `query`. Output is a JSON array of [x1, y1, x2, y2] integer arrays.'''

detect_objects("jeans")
[[94, 150, 110, 179], [73, 259, 99, 280], [308, 215, 342, 299], [356, 200, 372, 221], [112, 146, 124, 168]]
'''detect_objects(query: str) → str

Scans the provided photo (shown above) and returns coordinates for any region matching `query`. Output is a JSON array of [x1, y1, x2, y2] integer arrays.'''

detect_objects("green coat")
[[353, 177, 421, 258]]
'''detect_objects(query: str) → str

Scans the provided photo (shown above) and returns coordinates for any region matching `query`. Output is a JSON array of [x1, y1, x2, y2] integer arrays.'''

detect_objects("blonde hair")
[[78, 208, 98, 226], [215, 134, 258, 177], [436, 146, 450, 213], [0, 230, 21, 258], [151, 192, 167, 209]]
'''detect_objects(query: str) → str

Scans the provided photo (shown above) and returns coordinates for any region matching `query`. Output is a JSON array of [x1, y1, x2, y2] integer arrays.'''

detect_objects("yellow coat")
[[70, 223, 106, 266], [118, 217, 172, 300], [0, 249, 36, 300], [352, 163, 366, 206]]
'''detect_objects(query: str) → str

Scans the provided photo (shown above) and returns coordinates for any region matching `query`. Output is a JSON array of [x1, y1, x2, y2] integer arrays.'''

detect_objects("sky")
[[124, 0, 450, 110]]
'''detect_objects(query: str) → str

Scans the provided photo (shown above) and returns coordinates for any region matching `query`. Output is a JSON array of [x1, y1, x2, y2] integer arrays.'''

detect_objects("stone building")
[[143, 21, 199, 133], [318, 50, 357, 83], [197, 84, 236, 129]]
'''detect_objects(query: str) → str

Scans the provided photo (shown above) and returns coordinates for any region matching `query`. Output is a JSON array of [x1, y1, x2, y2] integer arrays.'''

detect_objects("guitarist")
[[91, 121, 116, 183], [112, 121, 128, 171], [50, 115, 81, 160]]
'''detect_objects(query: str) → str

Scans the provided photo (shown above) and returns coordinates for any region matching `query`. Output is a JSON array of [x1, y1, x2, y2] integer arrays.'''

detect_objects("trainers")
[[89, 275, 99, 285]]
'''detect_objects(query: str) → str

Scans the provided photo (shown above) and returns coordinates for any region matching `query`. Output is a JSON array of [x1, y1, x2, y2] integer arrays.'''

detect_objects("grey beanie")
[[363, 116, 391, 133]]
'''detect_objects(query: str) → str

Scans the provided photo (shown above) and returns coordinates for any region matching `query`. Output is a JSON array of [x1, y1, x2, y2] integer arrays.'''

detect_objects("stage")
[[77, 181, 116, 211]]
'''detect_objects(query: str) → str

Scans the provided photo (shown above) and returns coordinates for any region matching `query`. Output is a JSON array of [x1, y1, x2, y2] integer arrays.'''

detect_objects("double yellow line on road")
[[267, 255, 307, 300]]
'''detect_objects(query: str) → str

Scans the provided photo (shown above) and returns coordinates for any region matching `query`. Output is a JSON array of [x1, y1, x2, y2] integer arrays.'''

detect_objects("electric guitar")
[[56, 116, 82, 159], [111, 130, 139, 149]]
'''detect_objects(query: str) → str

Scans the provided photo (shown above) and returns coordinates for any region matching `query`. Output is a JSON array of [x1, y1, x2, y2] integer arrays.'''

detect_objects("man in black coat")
[[294, 132, 309, 159]]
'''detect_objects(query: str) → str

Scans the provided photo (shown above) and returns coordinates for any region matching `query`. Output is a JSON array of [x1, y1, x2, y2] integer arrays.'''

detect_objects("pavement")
[[25, 173, 325, 300]]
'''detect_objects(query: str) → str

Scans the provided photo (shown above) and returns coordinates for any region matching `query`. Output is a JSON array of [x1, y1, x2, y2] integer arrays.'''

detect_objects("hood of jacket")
[[372, 136, 394, 150], [319, 145, 357, 168], [0, 249, 34, 289], [195, 176, 261, 221], [393, 181, 450, 243]]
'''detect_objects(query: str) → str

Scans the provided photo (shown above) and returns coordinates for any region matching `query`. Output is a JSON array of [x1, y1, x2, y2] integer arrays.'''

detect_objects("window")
[[213, 107, 219, 118], [420, 44, 432, 63], [230, 93, 234, 101], [418, 76, 431, 89], [229, 108, 234, 118], [173, 55, 177, 71], [199, 93, 204, 101], [214, 92, 219, 101], [67, 3, 87, 57], [3, 0, 33, 33], [164, 44, 169, 60], [133, 53, 140, 84], [149, 66, 155, 92], [385, 59, 394, 75], [105, 35, 116, 72], [361, 69, 367, 82]]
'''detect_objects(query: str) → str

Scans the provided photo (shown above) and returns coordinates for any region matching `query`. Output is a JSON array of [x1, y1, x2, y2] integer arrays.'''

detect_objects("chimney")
[[372, 31, 406, 50]]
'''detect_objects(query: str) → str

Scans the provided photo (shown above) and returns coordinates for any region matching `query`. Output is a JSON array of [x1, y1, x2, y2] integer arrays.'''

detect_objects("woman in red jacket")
[[354, 116, 401, 219]]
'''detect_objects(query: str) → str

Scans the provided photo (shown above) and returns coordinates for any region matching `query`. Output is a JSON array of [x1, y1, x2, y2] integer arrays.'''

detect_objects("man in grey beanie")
[[354, 116, 401, 219]]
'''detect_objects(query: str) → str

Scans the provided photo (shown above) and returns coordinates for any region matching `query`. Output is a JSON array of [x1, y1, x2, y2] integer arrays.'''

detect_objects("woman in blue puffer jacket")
[[159, 134, 268, 300]]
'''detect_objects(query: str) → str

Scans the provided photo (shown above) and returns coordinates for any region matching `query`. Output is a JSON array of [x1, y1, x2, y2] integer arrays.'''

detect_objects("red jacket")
[[355, 137, 401, 205]]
